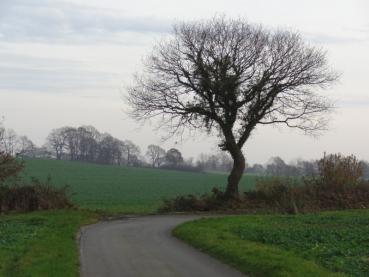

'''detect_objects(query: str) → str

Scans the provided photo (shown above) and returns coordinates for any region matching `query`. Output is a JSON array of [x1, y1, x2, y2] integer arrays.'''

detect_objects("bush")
[[0, 152, 72, 213], [0, 152, 24, 184], [245, 153, 369, 213], [158, 187, 240, 212], [160, 153, 369, 214], [252, 177, 300, 213], [0, 176, 72, 213], [318, 153, 363, 188], [159, 194, 206, 212]]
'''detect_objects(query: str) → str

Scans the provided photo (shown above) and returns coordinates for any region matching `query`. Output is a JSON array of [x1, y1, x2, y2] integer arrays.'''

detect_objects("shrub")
[[252, 177, 300, 213], [318, 153, 363, 188], [0, 152, 72, 213], [0, 152, 24, 184], [158, 187, 240, 212], [160, 153, 369, 213], [159, 194, 206, 212], [247, 153, 369, 213], [0, 176, 72, 213]]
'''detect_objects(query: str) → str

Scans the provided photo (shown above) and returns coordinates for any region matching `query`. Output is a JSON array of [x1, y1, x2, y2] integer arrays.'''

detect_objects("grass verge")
[[0, 210, 98, 277], [174, 210, 369, 276]]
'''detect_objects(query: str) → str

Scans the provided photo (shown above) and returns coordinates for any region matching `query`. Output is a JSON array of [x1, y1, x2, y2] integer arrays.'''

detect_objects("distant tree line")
[[246, 156, 318, 176], [0, 123, 36, 157], [1, 122, 369, 177], [196, 152, 233, 172], [45, 126, 142, 166], [246, 156, 369, 179]]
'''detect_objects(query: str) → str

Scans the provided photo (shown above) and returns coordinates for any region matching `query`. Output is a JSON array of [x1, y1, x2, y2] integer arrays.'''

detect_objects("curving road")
[[80, 215, 245, 277]]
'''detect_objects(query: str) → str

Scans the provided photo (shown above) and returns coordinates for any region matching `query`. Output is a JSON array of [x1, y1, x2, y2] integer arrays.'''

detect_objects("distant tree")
[[196, 153, 209, 170], [29, 146, 53, 159], [146, 144, 166, 167], [266, 156, 287, 176], [82, 126, 101, 161], [63, 127, 79, 161], [217, 152, 233, 171], [1, 129, 18, 156], [206, 154, 218, 170], [127, 16, 338, 198], [97, 134, 121, 164], [0, 123, 4, 147], [45, 125, 144, 166], [197, 152, 233, 172], [17, 136, 35, 157], [74, 126, 99, 161], [247, 163, 265, 175], [122, 140, 141, 166], [184, 157, 194, 167], [165, 148, 184, 166], [46, 127, 70, 160], [127, 153, 142, 167], [295, 159, 318, 176]]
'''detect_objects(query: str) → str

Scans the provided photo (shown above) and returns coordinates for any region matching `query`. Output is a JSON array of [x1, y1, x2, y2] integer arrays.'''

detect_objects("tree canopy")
[[127, 16, 338, 198]]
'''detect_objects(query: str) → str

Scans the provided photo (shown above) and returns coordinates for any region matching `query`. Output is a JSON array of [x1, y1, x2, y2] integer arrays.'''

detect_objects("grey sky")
[[0, 0, 368, 164]]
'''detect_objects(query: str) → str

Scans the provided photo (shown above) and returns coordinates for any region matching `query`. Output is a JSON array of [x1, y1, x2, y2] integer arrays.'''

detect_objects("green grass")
[[174, 209, 369, 277], [21, 158, 256, 213], [0, 210, 98, 277], [0, 158, 256, 276]]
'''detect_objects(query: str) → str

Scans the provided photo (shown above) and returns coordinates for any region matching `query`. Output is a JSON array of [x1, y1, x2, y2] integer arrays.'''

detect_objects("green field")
[[0, 210, 97, 277], [174, 209, 369, 277], [3, 159, 369, 277], [1, 158, 257, 276], [21, 158, 256, 213]]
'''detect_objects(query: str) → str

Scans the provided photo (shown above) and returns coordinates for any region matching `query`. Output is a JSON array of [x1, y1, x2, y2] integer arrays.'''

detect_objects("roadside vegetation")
[[3, 152, 369, 277], [172, 153, 369, 276], [1, 152, 97, 276], [0, 210, 97, 277], [0, 156, 255, 276], [162, 154, 369, 213], [1, 153, 71, 213], [174, 210, 369, 276]]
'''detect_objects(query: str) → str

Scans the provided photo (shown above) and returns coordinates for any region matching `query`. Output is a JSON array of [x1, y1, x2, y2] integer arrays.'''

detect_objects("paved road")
[[80, 215, 245, 277]]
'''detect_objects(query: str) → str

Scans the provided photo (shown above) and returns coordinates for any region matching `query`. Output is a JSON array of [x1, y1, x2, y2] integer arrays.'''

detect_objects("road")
[[80, 215, 245, 277]]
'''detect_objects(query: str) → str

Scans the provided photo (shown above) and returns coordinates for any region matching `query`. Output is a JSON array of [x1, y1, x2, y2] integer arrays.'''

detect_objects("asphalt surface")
[[80, 215, 245, 277]]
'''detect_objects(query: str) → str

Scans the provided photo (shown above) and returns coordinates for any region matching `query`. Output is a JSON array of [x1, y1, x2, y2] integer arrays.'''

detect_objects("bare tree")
[[1, 129, 18, 156], [122, 140, 141, 166], [266, 156, 287, 176], [127, 17, 338, 198], [146, 144, 166, 167], [46, 127, 70, 160], [0, 124, 4, 147], [17, 136, 35, 157], [197, 152, 234, 172]]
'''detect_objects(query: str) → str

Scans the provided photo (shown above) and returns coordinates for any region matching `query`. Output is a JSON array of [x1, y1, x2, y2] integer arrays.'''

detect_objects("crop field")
[[174, 209, 369, 277], [21, 158, 257, 213]]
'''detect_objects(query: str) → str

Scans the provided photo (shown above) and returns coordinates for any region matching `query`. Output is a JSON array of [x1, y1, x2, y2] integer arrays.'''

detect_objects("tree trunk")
[[225, 147, 245, 199]]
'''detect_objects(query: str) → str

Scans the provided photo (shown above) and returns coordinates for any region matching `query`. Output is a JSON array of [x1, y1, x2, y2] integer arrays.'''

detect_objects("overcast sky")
[[0, 0, 368, 164]]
